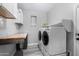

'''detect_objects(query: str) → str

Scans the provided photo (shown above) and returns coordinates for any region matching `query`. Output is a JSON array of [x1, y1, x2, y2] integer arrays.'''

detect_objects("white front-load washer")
[[41, 26, 66, 56], [38, 28, 46, 47], [38, 30, 42, 49]]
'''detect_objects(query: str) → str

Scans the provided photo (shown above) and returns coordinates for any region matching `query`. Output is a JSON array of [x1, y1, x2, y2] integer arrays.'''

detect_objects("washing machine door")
[[38, 31, 41, 41], [42, 31, 49, 46]]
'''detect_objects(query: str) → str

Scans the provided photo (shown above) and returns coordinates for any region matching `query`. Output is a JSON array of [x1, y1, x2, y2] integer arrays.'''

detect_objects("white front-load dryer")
[[38, 28, 47, 55], [42, 26, 66, 56]]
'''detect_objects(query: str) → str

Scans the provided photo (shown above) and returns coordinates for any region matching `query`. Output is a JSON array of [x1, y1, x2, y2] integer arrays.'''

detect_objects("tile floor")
[[23, 45, 43, 56]]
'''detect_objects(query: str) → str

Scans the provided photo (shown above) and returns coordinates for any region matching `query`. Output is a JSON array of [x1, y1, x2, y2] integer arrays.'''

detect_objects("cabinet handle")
[[76, 38, 79, 40]]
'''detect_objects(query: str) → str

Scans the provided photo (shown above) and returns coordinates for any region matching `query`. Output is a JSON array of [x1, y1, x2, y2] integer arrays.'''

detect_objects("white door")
[[76, 7, 79, 56], [76, 8, 79, 33]]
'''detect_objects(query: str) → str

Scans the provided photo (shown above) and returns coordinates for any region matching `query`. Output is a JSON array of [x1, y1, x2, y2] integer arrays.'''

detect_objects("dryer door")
[[42, 31, 49, 46], [38, 31, 41, 41]]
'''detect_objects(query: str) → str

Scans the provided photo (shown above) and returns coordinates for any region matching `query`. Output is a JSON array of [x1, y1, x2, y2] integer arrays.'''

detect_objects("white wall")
[[5, 19, 18, 35], [48, 3, 76, 25], [19, 10, 48, 44], [47, 3, 77, 56], [0, 19, 18, 35]]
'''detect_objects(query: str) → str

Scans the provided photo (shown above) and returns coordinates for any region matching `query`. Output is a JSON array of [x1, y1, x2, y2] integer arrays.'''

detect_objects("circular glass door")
[[38, 31, 41, 41], [42, 31, 49, 46]]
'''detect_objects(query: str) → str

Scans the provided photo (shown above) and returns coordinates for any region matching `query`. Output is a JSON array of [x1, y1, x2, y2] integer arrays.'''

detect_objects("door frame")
[[73, 4, 79, 56]]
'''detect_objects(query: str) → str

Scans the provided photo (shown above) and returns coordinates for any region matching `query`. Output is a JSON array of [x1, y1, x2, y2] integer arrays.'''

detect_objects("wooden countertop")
[[0, 33, 27, 43], [0, 33, 27, 40]]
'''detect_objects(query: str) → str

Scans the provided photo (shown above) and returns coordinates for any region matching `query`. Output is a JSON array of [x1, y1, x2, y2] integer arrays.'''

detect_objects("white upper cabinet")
[[62, 20, 73, 32], [15, 9, 23, 25], [0, 3, 18, 19]]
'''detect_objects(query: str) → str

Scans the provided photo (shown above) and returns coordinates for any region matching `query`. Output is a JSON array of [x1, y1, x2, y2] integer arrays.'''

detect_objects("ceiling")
[[18, 3, 55, 12]]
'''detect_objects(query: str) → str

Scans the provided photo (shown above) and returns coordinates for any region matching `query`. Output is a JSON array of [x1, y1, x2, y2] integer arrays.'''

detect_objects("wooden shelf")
[[0, 6, 16, 19]]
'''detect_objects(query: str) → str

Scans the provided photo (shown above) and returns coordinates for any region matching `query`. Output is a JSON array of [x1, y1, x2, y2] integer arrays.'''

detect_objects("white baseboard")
[[28, 43, 38, 47]]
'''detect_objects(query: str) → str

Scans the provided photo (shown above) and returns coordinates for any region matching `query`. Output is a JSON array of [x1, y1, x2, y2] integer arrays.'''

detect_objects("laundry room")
[[0, 3, 78, 56]]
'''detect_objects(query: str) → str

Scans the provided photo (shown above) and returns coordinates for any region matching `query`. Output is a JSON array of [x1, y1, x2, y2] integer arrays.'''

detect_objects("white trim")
[[73, 4, 79, 56]]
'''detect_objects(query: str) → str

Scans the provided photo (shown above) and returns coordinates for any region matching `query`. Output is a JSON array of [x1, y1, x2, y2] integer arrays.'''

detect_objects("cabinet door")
[[2, 3, 18, 18], [76, 39, 79, 56], [15, 9, 23, 24], [18, 9, 23, 24]]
